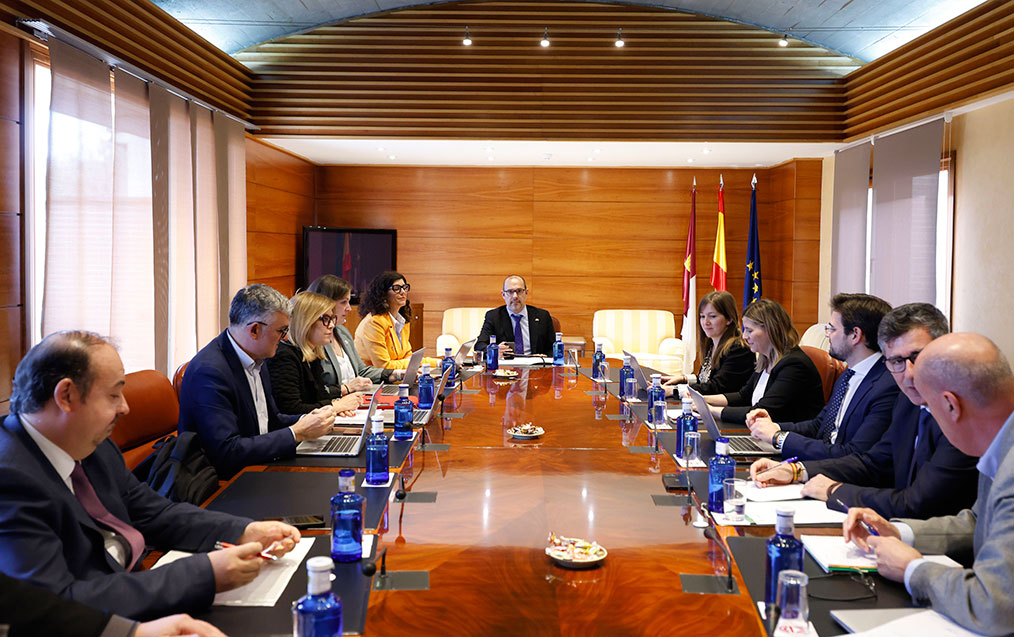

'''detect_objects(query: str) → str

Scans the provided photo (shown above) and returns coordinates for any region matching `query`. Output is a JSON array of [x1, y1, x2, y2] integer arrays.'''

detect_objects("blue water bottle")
[[442, 347, 457, 389], [592, 342, 605, 380], [765, 508, 804, 611], [553, 332, 565, 366], [618, 355, 634, 399], [365, 414, 389, 485], [675, 394, 698, 458], [708, 438, 735, 512], [485, 335, 499, 371], [330, 469, 363, 563], [293, 556, 343, 637], [417, 363, 435, 410], [393, 384, 414, 440], [647, 373, 665, 424]]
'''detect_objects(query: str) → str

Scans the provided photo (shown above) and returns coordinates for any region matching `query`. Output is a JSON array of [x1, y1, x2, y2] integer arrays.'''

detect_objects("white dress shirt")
[[830, 352, 882, 443], [20, 415, 128, 567], [227, 330, 271, 436], [752, 370, 771, 405]]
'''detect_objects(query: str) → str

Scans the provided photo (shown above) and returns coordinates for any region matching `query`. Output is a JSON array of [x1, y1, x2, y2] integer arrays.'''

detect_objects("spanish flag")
[[710, 175, 727, 291]]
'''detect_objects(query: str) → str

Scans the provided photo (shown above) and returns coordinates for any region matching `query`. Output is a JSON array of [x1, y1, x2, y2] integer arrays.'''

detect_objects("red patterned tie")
[[70, 462, 146, 571]]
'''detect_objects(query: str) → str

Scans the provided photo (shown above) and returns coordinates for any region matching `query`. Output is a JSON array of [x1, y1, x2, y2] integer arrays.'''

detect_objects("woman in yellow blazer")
[[354, 271, 438, 369]]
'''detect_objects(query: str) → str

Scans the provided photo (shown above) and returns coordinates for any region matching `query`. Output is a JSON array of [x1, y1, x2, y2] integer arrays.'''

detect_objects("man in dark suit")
[[0, 572, 225, 636], [746, 293, 897, 461], [178, 284, 334, 480], [0, 331, 301, 619], [474, 275, 556, 356], [750, 303, 979, 521]]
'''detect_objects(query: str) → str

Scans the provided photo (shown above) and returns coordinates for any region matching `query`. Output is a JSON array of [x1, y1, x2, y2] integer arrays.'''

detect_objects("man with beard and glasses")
[[746, 293, 898, 461]]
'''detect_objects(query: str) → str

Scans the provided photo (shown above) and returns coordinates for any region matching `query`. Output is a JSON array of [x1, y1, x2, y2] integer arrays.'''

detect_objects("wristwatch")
[[772, 431, 789, 450]]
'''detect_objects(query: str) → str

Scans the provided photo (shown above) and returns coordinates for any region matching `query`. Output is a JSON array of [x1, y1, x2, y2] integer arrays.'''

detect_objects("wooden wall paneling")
[[0, 29, 17, 120], [0, 212, 18, 304], [531, 201, 686, 241], [399, 239, 532, 276], [532, 238, 681, 277], [0, 305, 21, 410], [256, 275, 297, 298], [316, 198, 534, 238], [246, 182, 313, 234], [247, 232, 298, 280], [0, 120, 18, 212], [316, 166, 534, 201], [246, 137, 315, 195]]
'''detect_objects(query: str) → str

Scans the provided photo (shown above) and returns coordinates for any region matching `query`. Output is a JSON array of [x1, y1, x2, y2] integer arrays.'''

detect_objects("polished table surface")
[[362, 365, 767, 635]]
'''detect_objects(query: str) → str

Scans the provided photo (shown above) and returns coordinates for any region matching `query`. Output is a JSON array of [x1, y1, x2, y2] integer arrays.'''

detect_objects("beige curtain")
[[830, 142, 871, 296], [45, 41, 246, 374]]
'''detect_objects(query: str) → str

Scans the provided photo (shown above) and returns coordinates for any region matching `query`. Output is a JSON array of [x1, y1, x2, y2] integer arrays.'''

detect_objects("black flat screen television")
[[302, 226, 397, 304]]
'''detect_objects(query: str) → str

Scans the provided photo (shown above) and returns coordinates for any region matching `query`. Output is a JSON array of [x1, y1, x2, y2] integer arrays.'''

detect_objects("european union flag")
[[743, 177, 762, 310]]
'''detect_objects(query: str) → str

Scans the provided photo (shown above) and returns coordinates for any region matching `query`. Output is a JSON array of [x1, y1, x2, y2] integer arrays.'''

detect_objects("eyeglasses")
[[884, 350, 921, 373], [503, 288, 527, 297], [318, 315, 337, 328], [808, 569, 877, 602], [247, 320, 289, 338], [824, 323, 837, 334], [389, 284, 411, 293]]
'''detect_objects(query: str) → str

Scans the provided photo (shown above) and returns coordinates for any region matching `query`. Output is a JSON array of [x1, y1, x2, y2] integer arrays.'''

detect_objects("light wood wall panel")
[[0, 31, 20, 413], [240, 0, 854, 141], [0, 0, 251, 119], [245, 137, 315, 296], [311, 162, 820, 349], [843, 0, 1013, 139]]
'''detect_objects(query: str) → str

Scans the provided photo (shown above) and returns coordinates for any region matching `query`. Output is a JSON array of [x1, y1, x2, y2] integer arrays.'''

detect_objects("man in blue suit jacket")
[[750, 303, 979, 521], [747, 293, 897, 461], [178, 284, 334, 480], [0, 331, 301, 619]]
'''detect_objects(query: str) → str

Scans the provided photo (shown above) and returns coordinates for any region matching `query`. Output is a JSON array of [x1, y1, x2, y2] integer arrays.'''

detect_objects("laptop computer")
[[622, 350, 651, 390], [381, 367, 453, 426], [296, 389, 381, 456], [377, 347, 426, 395], [686, 386, 778, 457]]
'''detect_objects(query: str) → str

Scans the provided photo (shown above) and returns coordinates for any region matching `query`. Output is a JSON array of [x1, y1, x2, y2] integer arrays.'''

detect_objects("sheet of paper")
[[362, 533, 375, 558], [673, 454, 706, 468], [153, 537, 316, 607], [645, 421, 673, 430], [499, 356, 550, 367], [850, 609, 983, 636], [802, 534, 877, 572], [362, 473, 394, 488], [335, 409, 370, 425], [745, 482, 805, 502], [711, 500, 847, 526], [756, 602, 820, 636]]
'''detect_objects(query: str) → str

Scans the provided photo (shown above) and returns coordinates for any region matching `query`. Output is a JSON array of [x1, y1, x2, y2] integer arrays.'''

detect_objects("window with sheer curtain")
[[31, 39, 247, 374]]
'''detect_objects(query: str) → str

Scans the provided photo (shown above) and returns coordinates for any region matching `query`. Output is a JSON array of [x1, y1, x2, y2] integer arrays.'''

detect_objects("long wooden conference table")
[[194, 362, 913, 635]]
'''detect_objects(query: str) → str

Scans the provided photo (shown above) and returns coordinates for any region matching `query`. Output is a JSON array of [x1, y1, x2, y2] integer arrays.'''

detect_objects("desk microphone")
[[703, 525, 735, 593], [395, 475, 407, 501], [360, 547, 387, 577]]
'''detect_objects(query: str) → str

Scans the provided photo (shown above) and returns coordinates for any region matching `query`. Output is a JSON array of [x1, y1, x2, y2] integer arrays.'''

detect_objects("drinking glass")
[[683, 431, 701, 465], [723, 478, 747, 522], [775, 570, 810, 631]]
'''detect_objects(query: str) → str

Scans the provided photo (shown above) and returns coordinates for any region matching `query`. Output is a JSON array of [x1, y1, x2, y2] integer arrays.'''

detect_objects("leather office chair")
[[111, 370, 180, 470], [436, 307, 492, 353], [800, 323, 830, 351], [800, 345, 847, 403], [172, 361, 189, 401]]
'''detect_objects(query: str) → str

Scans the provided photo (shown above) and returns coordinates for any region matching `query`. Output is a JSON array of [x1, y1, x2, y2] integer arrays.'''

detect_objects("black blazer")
[[0, 571, 133, 636], [265, 340, 338, 415], [475, 304, 556, 355], [178, 330, 300, 480], [689, 340, 755, 395], [720, 346, 824, 424], [805, 395, 980, 519], [779, 357, 899, 461]]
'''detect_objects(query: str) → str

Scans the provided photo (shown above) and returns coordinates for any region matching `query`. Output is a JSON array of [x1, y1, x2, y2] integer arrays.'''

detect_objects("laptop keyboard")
[[321, 435, 359, 454], [381, 385, 399, 395], [729, 436, 766, 453], [413, 410, 429, 424]]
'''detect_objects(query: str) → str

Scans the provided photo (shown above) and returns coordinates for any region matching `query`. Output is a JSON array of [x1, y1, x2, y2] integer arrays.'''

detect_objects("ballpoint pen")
[[214, 540, 280, 560], [835, 498, 880, 537], [755, 456, 799, 477]]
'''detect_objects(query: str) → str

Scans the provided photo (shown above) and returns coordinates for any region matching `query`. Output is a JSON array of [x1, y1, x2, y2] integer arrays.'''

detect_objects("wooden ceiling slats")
[[243, 0, 849, 140]]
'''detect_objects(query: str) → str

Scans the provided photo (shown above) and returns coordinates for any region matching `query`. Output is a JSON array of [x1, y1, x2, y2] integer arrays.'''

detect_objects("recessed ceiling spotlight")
[[594, 148, 602, 154], [388, 154, 396, 160], [377, 146, 384, 152], [487, 156, 495, 161], [485, 146, 494, 153], [542, 153, 552, 160], [540, 27, 550, 48], [778, 34, 789, 47], [615, 28, 624, 48], [463, 26, 472, 46], [587, 157, 594, 161], [687, 158, 695, 163], [702, 146, 711, 155]]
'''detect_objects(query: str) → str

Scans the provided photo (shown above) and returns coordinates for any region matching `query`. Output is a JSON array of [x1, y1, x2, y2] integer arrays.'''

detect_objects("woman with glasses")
[[354, 271, 438, 369], [266, 291, 366, 415], [702, 298, 824, 424], [306, 274, 405, 390], [663, 290, 755, 396]]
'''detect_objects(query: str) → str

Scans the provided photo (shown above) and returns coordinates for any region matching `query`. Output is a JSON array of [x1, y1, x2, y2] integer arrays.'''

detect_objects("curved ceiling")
[[153, 0, 988, 62]]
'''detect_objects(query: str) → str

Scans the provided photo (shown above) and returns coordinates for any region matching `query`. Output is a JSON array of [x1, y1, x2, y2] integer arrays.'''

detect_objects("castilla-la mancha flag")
[[681, 180, 697, 375], [710, 175, 727, 291]]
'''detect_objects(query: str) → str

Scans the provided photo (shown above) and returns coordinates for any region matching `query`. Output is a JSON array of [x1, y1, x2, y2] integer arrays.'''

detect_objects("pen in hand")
[[214, 540, 279, 561], [835, 499, 880, 537], [755, 456, 799, 478]]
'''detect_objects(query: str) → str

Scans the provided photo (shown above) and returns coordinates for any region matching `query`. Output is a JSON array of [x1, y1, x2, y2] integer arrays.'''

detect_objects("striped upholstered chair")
[[436, 307, 493, 354], [592, 309, 683, 374]]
